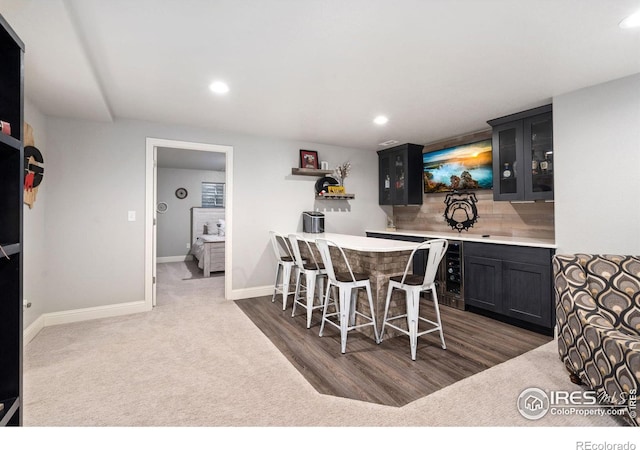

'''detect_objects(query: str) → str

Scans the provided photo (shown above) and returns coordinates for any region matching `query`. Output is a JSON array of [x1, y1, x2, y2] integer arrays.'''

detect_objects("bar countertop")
[[289, 232, 421, 252], [365, 229, 556, 249]]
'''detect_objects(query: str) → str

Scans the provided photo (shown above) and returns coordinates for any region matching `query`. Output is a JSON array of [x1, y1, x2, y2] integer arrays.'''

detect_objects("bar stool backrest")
[[399, 239, 449, 287], [288, 234, 321, 271], [315, 238, 357, 283], [269, 231, 294, 262]]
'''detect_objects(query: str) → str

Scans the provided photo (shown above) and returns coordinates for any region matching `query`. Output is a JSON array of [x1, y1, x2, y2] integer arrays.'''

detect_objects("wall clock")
[[175, 188, 188, 199]]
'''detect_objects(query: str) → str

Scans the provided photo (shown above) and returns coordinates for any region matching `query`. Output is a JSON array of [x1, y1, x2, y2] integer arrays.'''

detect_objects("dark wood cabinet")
[[488, 105, 553, 201], [464, 242, 554, 333], [377, 143, 424, 205], [464, 255, 502, 312], [0, 13, 24, 427]]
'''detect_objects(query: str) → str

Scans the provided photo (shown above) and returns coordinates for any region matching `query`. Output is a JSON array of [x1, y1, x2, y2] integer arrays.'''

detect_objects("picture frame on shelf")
[[299, 149, 319, 169]]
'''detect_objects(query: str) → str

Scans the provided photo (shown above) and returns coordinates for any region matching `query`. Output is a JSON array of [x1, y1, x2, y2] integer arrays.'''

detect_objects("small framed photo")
[[299, 150, 319, 169]]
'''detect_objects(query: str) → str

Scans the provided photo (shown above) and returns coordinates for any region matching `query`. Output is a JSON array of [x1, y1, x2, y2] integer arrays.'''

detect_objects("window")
[[202, 182, 225, 208]]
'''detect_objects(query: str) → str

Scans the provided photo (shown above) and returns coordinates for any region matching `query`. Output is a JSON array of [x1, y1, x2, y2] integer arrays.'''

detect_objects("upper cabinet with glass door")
[[378, 143, 424, 205], [488, 105, 553, 202]]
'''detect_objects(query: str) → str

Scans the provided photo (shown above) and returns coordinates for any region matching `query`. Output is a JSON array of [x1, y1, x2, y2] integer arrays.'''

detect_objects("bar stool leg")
[[365, 283, 380, 344], [407, 289, 420, 361], [319, 282, 332, 337], [380, 283, 394, 341], [349, 288, 357, 327], [432, 289, 446, 349], [339, 287, 350, 354], [305, 271, 317, 329], [281, 265, 292, 310], [272, 263, 282, 303], [291, 268, 302, 318]]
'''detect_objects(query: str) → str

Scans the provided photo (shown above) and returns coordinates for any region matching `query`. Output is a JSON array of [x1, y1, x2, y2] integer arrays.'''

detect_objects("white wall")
[[38, 117, 385, 315], [554, 73, 640, 255], [156, 167, 224, 258], [22, 98, 48, 327]]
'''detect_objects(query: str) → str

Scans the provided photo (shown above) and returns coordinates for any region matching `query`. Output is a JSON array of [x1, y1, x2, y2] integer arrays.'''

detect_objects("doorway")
[[145, 138, 233, 309]]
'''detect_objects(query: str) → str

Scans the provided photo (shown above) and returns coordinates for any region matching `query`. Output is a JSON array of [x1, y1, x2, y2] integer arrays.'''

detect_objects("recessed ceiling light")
[[379, 140, 399, 146], [374, 115, 389, 125], [209, 81, 230, 94], [619, 10, 640, 28]]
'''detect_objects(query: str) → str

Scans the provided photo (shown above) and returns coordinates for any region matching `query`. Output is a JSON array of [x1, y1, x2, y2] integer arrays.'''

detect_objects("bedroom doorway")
[[145, 138, 233, 309]]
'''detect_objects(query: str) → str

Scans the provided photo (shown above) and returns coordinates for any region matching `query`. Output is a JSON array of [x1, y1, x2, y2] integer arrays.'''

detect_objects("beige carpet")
[[22, 261, 623, 428]]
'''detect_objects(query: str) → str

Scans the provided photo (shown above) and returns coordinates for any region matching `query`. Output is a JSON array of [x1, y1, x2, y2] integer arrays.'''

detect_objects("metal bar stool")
[[269, 231, 299, 310], [315, 238, 380, 354], [381, 239, 448, 360], [288, 234, 327, 328]]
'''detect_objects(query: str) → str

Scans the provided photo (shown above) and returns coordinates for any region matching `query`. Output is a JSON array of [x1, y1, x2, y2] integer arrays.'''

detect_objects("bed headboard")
[[191, 207, 226, 243]]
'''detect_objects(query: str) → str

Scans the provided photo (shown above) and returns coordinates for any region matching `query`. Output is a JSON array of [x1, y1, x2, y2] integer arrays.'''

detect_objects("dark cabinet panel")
[[502, 261, 551, 326], [377, 143, 424, 205], [488, 105, 553, 201], [464, 256, 502, 313]]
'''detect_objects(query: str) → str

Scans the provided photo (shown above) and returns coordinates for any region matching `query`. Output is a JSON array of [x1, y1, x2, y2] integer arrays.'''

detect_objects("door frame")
[[145, 138, 234, 309]]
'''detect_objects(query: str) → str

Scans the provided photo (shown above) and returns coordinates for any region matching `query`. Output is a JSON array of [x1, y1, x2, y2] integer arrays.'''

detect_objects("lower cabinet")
[[464, 242, 554, 332]]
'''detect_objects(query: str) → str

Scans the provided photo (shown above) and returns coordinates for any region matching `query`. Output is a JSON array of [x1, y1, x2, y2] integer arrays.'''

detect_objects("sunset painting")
[[423, 139, 493, 193]]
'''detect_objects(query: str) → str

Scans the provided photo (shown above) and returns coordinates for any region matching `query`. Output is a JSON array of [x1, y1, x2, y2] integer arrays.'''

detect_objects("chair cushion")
[[335, 271, 369, 282], [280, 256, 295, 262], [582, 255, 640, 335], [303, 262, 325, 270], [390, 274, 424, 286]]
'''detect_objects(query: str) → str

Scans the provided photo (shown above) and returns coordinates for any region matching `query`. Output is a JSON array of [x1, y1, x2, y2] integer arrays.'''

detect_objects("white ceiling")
[[1, 0, 639, 151]]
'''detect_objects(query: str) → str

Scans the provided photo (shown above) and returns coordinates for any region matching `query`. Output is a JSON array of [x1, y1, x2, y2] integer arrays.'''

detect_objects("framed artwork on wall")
[[299, 149, 319, 169]]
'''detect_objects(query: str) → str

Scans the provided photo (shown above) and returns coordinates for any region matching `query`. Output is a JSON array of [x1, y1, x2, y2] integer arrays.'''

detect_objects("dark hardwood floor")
[[234, 295, 553, 407]]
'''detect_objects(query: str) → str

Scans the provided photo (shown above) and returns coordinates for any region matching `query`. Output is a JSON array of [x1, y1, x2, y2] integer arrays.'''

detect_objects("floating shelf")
[[316, 193, 355, 200], [291, 168, 333, 177]]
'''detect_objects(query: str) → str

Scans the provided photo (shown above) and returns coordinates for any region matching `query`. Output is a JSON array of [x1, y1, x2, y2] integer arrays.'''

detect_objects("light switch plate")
[[128, 211, 136, 221]]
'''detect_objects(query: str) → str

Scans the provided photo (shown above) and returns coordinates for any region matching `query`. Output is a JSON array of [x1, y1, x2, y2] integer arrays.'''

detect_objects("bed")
[[190, 207, 226, 277]]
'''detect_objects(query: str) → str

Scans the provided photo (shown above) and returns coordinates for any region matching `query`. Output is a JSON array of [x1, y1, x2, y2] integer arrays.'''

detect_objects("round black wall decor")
[[175, 188, 188, 199], [443, 192, 479, 232]]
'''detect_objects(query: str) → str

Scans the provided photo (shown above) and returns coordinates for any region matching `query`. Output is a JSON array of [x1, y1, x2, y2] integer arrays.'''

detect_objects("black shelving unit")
[[0, 12, 24, 427]]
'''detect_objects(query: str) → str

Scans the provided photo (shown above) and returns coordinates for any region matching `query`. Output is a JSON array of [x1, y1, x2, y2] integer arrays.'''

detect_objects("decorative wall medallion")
[[443, 192, 479, 232], [175, 187, 188, 199], [23, 122, 44, 209]]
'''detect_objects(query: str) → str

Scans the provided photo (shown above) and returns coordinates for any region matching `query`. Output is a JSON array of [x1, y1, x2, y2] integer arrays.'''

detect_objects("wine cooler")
[[436, 240, 465, 310]]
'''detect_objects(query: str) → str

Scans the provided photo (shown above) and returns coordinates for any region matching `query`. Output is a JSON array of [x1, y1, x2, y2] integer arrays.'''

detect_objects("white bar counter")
[[365, 229, 556, 249], [293, 232, 420, 252]]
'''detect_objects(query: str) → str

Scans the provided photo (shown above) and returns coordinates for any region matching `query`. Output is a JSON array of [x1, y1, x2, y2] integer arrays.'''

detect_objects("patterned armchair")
[[554, 254, 640, 426]]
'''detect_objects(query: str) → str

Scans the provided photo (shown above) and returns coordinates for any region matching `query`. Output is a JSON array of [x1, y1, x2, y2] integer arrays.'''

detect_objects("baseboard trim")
[[23, 300, 151, 345], [23, 314, 45, 344], [157, 255, 194, 263], [23, 286, 269, 345], [228, 285, 272, 300]]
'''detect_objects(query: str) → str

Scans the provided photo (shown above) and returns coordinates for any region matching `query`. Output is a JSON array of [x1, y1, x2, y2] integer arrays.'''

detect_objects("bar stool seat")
[[381, 239, 449, 361], [315, 238, 380, 354]]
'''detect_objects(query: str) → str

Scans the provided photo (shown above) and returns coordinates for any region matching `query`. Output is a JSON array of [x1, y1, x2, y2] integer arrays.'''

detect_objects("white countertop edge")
[[290, 232, 421, 252], [365, 229, 557, 249]]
